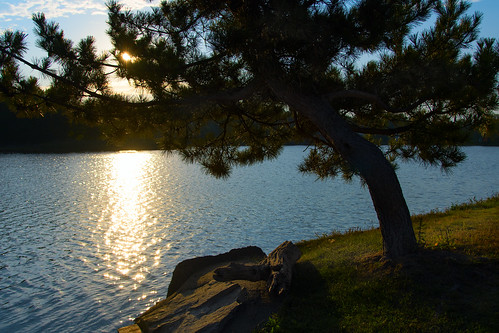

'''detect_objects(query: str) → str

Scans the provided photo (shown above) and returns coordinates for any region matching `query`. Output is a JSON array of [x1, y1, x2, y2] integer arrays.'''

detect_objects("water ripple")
[[0, 147, 498, 332]]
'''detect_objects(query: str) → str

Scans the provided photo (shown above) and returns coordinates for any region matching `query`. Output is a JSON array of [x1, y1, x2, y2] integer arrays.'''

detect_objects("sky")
[[0, 1, 163, 92], [0, 1, 160, 55], [1, 0, 498, 51], [0, 0, 498, 86]]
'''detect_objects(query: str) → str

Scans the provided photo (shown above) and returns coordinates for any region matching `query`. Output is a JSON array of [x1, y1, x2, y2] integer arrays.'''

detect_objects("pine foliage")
[[1, 0, 498, 177]]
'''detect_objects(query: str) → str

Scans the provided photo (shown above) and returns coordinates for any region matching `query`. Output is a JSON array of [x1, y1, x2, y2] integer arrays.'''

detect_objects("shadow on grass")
[[262, 249, 498, 332], [356, 249, 499, 332], [267, 260, 341, 332]]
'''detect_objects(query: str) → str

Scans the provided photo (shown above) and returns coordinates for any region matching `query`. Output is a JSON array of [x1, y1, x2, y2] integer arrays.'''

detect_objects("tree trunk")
[[269, 82, 417, 257]]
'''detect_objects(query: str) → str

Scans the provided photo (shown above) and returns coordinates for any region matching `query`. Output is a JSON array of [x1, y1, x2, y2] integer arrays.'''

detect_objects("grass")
[[259, 194, 499, 332]]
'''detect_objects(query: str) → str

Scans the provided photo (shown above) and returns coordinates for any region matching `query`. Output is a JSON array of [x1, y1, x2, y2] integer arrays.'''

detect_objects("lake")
[[0, 146, 498, 332]]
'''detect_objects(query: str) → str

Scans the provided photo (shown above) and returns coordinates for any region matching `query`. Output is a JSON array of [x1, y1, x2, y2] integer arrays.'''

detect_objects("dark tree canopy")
[[1, 0, 498, 257]]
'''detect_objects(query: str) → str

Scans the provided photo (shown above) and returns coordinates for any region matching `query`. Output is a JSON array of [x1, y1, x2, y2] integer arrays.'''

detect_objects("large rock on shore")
[[118, 242, 301, 333]]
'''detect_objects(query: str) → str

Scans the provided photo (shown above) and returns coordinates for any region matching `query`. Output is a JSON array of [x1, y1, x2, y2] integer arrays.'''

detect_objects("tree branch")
[[349, 123, 413, 135], [348, 104, 458, 135], [179, 80, 260, 107], [1, 46, 158, 108], [325, 90, 423, 114]]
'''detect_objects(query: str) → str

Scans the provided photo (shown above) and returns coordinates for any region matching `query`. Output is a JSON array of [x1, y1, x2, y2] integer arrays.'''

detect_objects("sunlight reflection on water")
[[0, 146, 497, 332], [99, 151, 162, 284]]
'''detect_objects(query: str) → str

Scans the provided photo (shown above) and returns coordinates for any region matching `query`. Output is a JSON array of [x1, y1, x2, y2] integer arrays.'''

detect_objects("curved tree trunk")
[[270, 83, 418, 257]]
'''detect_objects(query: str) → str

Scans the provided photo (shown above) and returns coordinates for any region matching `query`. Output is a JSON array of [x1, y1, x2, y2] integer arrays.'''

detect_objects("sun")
[[121, 52, 132, 62]]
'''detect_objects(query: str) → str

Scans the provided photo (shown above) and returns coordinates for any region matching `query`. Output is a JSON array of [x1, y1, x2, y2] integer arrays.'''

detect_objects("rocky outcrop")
[[167, 246, 266, 297], [118, 242, 301, 333], [214, 241, 302, 296]]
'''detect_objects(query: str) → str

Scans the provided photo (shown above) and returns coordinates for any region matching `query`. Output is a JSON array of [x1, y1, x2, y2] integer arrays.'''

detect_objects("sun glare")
[[121, 52, 132, 62], [99, 151, 159, 283]]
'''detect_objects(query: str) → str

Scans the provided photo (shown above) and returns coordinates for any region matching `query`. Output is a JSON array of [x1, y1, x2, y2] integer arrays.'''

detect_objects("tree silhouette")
[[1, 0, 498, 257]]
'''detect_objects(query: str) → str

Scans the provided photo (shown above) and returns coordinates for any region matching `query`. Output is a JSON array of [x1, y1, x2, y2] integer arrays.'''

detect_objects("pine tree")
[[1, 0, 498, 257]]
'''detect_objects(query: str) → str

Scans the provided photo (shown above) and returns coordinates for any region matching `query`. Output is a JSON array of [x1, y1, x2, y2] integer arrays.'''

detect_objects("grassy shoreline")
[[261, 195, 499, 332]]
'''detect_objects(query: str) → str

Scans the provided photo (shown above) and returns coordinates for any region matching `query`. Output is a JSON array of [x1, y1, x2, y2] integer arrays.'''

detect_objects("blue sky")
[[0, 0, 497, 56], [0, 0, 498, 69], [0, 1, 159, 54]]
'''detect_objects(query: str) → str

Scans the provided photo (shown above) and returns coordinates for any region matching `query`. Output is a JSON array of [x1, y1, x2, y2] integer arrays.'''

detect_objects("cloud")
[[0, 0, 157, 20]]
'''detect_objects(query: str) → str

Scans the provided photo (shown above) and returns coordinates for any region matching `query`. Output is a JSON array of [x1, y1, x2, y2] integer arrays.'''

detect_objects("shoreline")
[[119, 195, 498, 332], [2, 143, 499, 155]]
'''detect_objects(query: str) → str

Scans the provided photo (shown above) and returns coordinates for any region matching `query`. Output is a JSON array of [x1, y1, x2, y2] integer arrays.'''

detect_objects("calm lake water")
[[0, 146, 498, 332]]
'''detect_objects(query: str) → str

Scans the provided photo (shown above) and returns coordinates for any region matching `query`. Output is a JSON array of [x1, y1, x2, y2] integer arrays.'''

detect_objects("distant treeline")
[[0, 103, 498, 153], [0, 103, 158, 153], [466, 117, 499, 146]]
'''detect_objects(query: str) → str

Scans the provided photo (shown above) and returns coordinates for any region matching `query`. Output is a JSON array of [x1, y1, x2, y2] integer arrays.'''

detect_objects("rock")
[[213, 241, 301, 296], [137, 281, 248, 332], [167, 246, 266, 297], [263, 241, 301, 296], [119, 242, 300, 333], [213, 262, 270, 282], [117, 324, 141, 333]]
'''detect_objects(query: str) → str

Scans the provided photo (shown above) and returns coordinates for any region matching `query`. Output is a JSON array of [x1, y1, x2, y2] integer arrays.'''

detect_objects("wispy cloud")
[[0, 0, 157, 20]]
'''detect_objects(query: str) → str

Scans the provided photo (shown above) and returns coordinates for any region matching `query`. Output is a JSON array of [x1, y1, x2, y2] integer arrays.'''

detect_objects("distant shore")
[[2, 103, 499, 154]]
